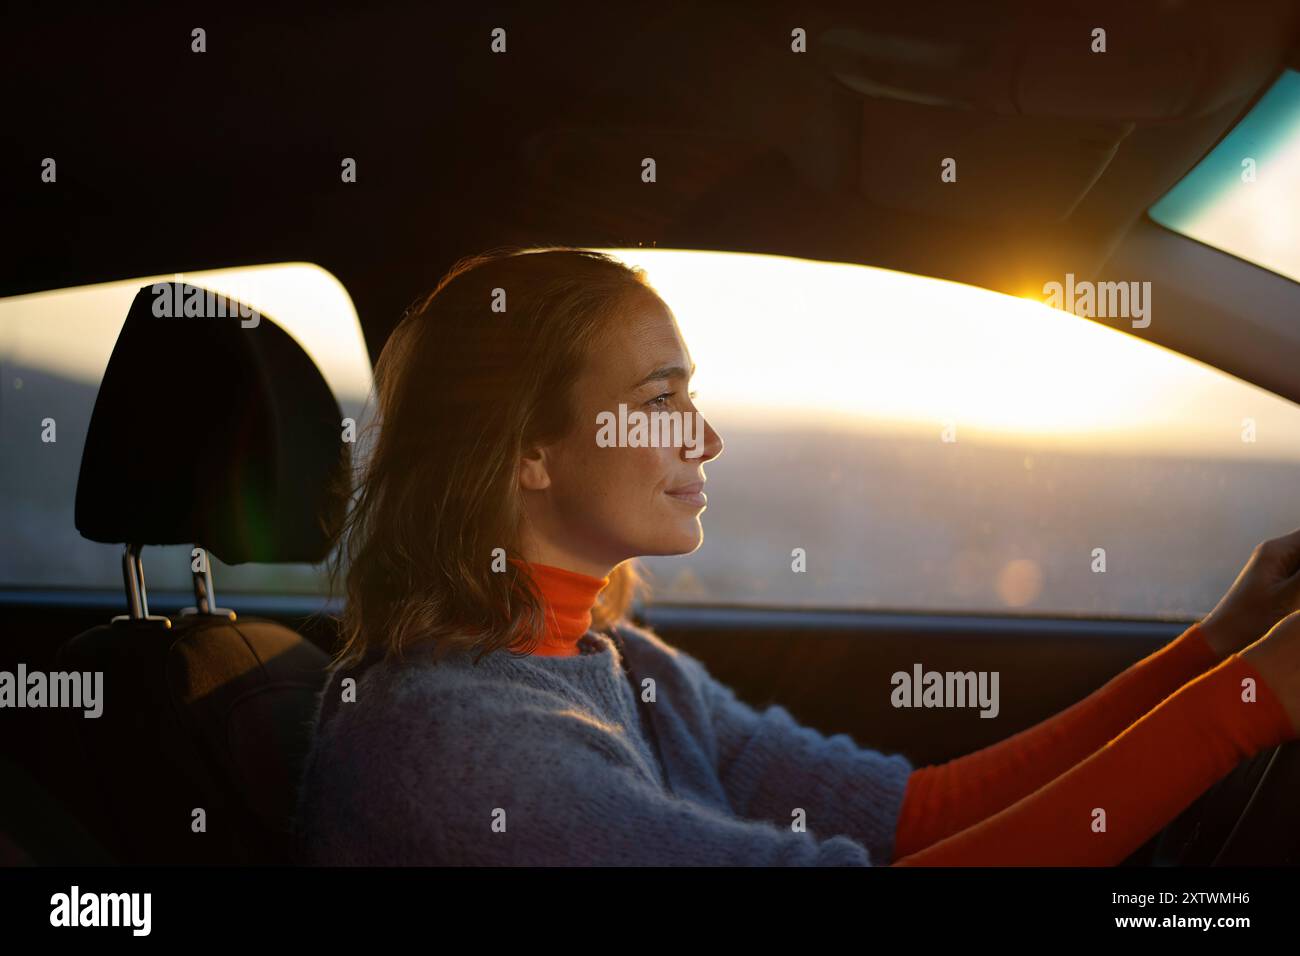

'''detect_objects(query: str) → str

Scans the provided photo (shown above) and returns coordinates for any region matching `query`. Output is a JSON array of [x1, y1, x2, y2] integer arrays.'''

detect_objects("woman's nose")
[[687, 417, 724, 462]]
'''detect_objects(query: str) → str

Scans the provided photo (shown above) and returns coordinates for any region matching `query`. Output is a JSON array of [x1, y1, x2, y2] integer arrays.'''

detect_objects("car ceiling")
[[3, 0, 1299, 384]]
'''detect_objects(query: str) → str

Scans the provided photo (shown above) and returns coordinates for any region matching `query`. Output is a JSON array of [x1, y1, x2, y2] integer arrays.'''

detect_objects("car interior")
[[3, 1, 1300, 868]]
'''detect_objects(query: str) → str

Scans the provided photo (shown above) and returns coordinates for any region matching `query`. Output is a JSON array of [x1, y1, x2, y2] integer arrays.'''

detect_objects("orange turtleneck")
[[509, 559, 610, 656]]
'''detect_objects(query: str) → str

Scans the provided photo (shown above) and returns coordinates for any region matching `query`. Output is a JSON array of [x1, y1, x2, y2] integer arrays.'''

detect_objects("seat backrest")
[[49, 615, 328, 864], [46, 282, 349, 864]]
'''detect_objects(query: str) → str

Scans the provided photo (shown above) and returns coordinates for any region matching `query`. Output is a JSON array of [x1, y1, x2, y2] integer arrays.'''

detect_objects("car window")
[[599, 248, 1300, 619], [1150, 68, 1300, 283], [0, 263, 372, 598]]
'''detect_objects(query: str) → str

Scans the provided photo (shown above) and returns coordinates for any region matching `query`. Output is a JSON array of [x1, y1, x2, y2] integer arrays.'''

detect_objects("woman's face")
[[517, 295, 724, 576]]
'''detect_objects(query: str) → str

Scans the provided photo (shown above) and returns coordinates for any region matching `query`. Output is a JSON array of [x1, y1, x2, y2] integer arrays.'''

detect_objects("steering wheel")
[[1126, 740, 1300, 865]]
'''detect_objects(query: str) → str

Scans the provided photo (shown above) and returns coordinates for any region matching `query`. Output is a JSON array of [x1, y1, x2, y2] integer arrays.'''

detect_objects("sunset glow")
[[599, 248, 1300, 460]]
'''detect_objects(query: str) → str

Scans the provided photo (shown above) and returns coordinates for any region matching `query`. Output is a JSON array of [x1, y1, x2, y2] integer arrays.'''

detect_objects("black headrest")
[[75, 282, 349, 564]]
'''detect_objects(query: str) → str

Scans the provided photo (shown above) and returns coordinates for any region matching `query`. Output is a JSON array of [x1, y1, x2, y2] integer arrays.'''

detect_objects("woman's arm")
[[616, 622, 914, 863], [898, 526, 1300, 856], [894, 620, 1219, 857], [892, 648, 1295, 865], [676, 622, 1217, 864], [696, 672, 915, 864]]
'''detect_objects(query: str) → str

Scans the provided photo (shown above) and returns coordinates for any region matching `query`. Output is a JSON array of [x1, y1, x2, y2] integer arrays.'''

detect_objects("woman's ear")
[[518, 444, 552, 492]]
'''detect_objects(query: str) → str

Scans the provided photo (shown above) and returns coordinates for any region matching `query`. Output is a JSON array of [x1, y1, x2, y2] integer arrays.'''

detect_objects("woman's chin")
[[629, 527, 703, 558], [660, 524, 705, 556]]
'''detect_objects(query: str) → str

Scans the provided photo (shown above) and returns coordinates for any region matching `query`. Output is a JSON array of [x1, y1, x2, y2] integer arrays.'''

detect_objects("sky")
[[1151, 68, 1300, 286]]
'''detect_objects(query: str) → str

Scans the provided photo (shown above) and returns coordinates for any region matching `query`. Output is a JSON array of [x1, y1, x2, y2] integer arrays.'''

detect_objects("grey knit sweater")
[[292, 620, 914, 865]]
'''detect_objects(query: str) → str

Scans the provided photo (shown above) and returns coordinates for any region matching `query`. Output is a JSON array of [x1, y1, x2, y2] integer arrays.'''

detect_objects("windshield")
[[1150, 68, 1300, 283]]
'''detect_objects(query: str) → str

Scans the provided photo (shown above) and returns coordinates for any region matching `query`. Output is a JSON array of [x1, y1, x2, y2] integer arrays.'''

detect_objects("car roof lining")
[[2, 1, 1298, 399]]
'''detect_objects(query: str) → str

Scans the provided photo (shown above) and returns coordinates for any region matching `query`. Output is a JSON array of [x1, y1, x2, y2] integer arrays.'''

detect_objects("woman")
[[293, 245, 1300, 866]]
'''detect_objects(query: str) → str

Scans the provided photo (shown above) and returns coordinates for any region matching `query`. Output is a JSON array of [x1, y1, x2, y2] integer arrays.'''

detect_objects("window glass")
[[598, 249, 1300, 618], [1150, 68, 1300, 283], [0, 263, 371, 596]]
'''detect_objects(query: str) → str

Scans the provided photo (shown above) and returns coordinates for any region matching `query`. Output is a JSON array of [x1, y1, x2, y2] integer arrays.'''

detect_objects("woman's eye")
[[646, 389, 697, 408]]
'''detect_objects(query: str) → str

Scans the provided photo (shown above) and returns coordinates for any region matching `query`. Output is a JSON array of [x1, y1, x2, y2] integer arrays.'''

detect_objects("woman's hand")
[[1240, 610, 1300, 737], [1198, 528, 1300, 659]]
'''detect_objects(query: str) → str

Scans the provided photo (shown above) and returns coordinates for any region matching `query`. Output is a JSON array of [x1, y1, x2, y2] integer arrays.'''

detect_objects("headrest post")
[[122, 543, 148, 618], [178, 547, 237, 621], [112, 543, 171, 628], [193, 549, 214, 614]]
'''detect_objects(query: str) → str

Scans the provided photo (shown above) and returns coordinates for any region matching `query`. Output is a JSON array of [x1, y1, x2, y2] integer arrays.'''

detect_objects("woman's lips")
[[665, 482, 706, 507]]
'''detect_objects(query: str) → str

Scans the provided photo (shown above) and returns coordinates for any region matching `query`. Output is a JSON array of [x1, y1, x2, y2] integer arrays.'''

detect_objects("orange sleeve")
[[890, 651, 1294, 865], [894, 621, 1219, 858]]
